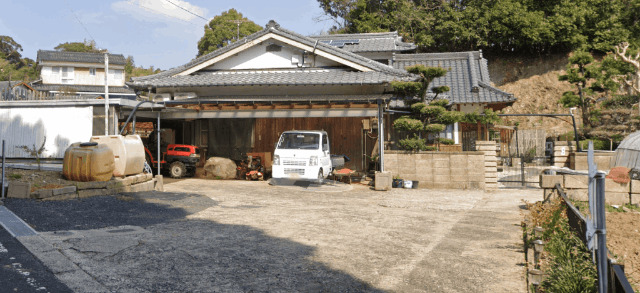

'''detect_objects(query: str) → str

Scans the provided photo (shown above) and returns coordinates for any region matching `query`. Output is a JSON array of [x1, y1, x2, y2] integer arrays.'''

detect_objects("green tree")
[[55, 40, 104, 53], [612, 42, 640, 114], [558, 50, 603, 127], [196, 9, 262, 57], [0, 35, 24, 65], [0, 36, 38, 81]]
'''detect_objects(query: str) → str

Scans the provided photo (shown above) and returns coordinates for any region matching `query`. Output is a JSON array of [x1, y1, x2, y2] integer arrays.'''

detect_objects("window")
[[51, 67, 60, 74], [89, 68, 96, 76], [109, 69, 123, 80], [61, 67, 74, 84]]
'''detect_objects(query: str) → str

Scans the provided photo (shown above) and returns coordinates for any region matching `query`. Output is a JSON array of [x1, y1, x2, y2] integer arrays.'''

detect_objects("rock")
[[203, 157, 237, 179]]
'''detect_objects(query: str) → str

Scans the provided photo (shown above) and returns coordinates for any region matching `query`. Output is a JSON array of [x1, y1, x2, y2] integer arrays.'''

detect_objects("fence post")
[[1, 140, 5, 200], [595, 171, 607, 293]]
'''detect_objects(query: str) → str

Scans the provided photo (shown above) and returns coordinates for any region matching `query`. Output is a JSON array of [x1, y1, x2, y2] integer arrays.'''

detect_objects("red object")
[[335, 168, 354, 174], [606, 166, 631, 184]]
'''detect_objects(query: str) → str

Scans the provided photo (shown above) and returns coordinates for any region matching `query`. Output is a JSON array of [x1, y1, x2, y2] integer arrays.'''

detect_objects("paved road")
[[3, 180, 540, 292]]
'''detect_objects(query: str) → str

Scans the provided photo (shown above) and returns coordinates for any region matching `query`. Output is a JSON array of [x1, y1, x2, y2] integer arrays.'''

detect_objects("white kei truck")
[[271, 130, 333, 183]]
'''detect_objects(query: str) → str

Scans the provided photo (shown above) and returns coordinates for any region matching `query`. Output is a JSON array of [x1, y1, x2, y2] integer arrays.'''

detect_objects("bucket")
[[403, 180, 413, 189], [63, 142, 115, 182], [412, 181, 419, 189], [392, 179, 403, 188]]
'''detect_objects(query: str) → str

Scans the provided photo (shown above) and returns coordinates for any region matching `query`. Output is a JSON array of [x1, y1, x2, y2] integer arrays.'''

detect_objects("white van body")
[[272, 130, 332, 181]]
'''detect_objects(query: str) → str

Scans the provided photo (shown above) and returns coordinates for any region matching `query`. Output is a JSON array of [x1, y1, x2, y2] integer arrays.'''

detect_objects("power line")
[[163, 0, 208, 22], [64, 0, 96, 43]]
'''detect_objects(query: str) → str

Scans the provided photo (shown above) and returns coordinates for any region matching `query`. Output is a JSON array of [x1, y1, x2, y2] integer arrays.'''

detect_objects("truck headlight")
[[309, 156, 318, 166], [273, 154, 280, 165]]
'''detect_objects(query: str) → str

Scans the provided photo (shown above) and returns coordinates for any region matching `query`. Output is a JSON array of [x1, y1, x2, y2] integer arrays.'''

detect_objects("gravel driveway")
[[6, 179, 540, 292]]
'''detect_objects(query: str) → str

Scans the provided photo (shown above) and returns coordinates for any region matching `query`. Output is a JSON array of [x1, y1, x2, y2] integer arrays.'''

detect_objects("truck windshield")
[[277, 133, 320, 150]]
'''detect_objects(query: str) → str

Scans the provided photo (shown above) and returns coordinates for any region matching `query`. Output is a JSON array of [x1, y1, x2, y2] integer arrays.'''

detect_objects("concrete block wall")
[[384, 151, 486, 190], [476, 141, 498, 190], [570, 151, 615, 171], [553, 141, 575, 168], [540, 173, 640, 205]]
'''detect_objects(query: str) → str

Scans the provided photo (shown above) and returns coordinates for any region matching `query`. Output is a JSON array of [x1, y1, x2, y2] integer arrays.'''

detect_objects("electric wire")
[[163, 0, 209, 22], [64, 0, 96, 43]]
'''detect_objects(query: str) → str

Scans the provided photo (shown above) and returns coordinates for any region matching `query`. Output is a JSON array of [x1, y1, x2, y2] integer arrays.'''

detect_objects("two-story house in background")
[[32, 50, 135, 99]]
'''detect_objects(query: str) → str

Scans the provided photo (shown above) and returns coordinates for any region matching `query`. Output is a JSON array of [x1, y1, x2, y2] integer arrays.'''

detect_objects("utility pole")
[[229, 19, 248, 40], [104, 53, 110, 135]]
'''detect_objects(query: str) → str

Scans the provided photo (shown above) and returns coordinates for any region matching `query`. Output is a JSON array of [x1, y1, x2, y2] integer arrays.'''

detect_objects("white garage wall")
[[0, 106, 93, 158]]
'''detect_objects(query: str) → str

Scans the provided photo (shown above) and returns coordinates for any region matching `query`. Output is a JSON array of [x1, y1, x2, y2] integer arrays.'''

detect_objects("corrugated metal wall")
[[253, 117, 376, 171], [0, 107, 93, 158]]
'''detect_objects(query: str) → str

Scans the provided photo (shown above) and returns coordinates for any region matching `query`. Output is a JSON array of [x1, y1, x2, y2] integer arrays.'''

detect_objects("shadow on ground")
[[4, 192, 384, 292]]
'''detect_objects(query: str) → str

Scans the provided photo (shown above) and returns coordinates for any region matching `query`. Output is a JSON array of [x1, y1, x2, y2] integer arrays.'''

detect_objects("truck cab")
[[272, 130, 332, 181]]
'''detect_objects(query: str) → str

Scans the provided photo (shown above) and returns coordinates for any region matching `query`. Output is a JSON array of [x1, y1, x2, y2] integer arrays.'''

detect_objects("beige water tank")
[[90, 135, 145, 177], [63, 142, 115, 182]]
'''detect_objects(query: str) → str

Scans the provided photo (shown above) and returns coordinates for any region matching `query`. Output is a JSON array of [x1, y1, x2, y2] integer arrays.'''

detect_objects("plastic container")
[[90, 135, 145, 177], [403, 180, 413, 189], [63, 142, 115, 182]]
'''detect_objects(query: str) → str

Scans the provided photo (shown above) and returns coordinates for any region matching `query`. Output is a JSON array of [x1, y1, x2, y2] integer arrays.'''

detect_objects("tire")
[[317, 168, 324, 184], [169, 161, 186, 178]]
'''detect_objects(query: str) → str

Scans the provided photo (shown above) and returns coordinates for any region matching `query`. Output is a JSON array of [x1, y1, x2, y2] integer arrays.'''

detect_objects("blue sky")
[[0, 0, 334, 70]]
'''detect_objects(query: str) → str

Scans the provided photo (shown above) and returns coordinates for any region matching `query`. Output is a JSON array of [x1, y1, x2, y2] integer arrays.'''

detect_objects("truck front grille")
[[284, 168, 305, 175], [283, 159, 307, 166]]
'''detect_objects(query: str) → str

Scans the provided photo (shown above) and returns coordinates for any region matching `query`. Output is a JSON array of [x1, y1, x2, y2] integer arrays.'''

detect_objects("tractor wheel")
[[169, 161, 186, 178]]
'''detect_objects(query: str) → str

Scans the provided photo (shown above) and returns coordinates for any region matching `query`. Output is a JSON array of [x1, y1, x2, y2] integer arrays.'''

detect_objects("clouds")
[[112, 0, 208, 24]]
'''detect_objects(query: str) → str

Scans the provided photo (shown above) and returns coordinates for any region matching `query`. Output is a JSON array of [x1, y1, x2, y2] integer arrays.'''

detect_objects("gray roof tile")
[[31, 83, 134, 94], [37, 50, 126, 65], [309, 32, 416, 53], [130, 21, 411, 87], [131, 70, 413, 88], [393, 51, 516, 105]]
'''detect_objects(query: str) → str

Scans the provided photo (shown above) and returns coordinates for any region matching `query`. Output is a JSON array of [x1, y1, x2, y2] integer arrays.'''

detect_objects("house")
[[32, 50, 135, 99], [309, 31, 417, 65], [390, 51, 516, 150]]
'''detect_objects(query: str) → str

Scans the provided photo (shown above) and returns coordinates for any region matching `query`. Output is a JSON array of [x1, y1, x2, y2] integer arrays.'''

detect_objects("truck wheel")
[[169, 161, 186, 178], [317, 168, 324, 184]]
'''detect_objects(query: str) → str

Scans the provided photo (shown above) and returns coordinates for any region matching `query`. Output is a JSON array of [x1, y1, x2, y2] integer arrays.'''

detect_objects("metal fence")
[[551, 143, 635, 293]]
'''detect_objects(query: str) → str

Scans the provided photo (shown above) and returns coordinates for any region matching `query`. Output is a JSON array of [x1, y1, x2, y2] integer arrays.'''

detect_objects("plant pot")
[[392, 179, 403, 188], [411, 181, 419, 189]]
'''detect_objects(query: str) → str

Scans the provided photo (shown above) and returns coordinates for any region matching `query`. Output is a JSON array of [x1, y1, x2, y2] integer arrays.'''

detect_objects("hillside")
[[488, 53, 578, 137]]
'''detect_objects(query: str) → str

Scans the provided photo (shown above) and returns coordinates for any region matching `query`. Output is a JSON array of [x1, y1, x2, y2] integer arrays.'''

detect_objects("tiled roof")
[[37, 50, 126, 65], [31, 84, 134, 94], [131, 69, 413, 88], [393, 51, 516, 105], [163, 94, 393, 104], [129, 21, 411, 88], [309, 32, 416, 53]]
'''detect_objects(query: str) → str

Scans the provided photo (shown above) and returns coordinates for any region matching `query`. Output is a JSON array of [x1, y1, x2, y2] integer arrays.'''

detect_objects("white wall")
[[0, 107, 93, 158], [207, 41, 341, 70], [41, 66, 124, 87]]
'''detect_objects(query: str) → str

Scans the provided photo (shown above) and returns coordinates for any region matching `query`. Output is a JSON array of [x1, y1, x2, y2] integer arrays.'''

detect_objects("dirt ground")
[[607, 212, 640, 288], [4, 168, 75, 192], [6, 178, 540, 292]]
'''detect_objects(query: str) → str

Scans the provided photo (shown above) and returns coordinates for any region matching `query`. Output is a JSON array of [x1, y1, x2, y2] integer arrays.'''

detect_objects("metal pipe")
[[157, 112, 161, 175], [377, 99, 384, 172], [104, 53, 109, 135], [595, 172, 607, 293], [119, 99, 155, 135], [1, 140, 5, 200], [132, 114, 136, 134], [571, 111, 581, 152]]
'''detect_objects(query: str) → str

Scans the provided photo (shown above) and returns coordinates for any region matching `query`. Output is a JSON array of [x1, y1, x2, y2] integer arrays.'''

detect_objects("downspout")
[[378, 99, 385, 172]]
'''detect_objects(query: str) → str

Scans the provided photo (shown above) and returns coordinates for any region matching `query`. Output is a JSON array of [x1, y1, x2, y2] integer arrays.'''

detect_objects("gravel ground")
[[5, 179, 540, 292]]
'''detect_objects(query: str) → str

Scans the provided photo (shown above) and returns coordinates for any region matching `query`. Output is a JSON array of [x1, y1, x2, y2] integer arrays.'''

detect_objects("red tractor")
[[145, 144, 200, 178]]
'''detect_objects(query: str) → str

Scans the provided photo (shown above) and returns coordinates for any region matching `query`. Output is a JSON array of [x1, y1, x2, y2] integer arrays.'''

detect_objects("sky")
[[0, 0, 335, 70]]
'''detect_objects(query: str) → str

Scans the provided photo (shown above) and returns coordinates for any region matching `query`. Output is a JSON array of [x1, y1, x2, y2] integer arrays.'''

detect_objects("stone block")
[[52, 186, 77, 196], [8, 182, 31, 199], [485, 166, 497, 173], [74, 181, 108, 190], [485, 160, 497, 167], [43, 194, 78, 201], [113, 176, 134, 186], [33, 189, 53, 199], [467, 173, 485, 182], [107, 180, 125, 190], [433, 159, 449, 169], [565, 189, 588, 201], [143, 173, 153, 181], [154, 175, 164, 192], [632, 180, 640, 194], [469, 158, 484, 170], [433, 174, 451, 183], [449, 154, 468, 168], [78, 188, 114, 198], [539, 175, 563, 189], [485, 177, 498, 183], [631, 194, 640, 205], [605, 192, 630, 205], [605, 178, 630, 193], [564, 175, 589, 189], [415, 164, 434, 177], [398, 156, 416, 174], [374, 171, 392, 191]]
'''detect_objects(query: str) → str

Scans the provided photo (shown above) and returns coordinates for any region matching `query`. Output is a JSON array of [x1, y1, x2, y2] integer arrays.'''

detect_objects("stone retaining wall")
[[540, 174, 640, 205], [7, 174, 163, 201]]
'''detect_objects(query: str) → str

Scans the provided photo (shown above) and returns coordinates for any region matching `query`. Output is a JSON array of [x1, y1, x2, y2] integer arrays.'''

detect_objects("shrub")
[[429, 99, 449, 107], [439, 138, 455, 145], [424, 123, 445, 133], [424, 146, 437, 151], [421, 105, 446, 118], [439, 111, 464, 125], [410, 102, 427, 113], [393, 116, 423, 132], [579, 139, 609, 150], [398, 137, 427, 151]]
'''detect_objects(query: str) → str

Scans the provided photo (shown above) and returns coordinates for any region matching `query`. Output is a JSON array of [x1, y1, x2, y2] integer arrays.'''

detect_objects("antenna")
[[229, 19, 249, 40]]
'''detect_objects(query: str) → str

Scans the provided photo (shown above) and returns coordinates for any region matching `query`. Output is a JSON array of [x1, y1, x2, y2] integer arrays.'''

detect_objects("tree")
[[196, 9, 262, 57], [54, 40, 104, 53], [392, 65, 448, 103], [0, 35, 24, 65], [558, 50, 604, 128], [612, 42, 640, 113], [0, 36, 38, 82]]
